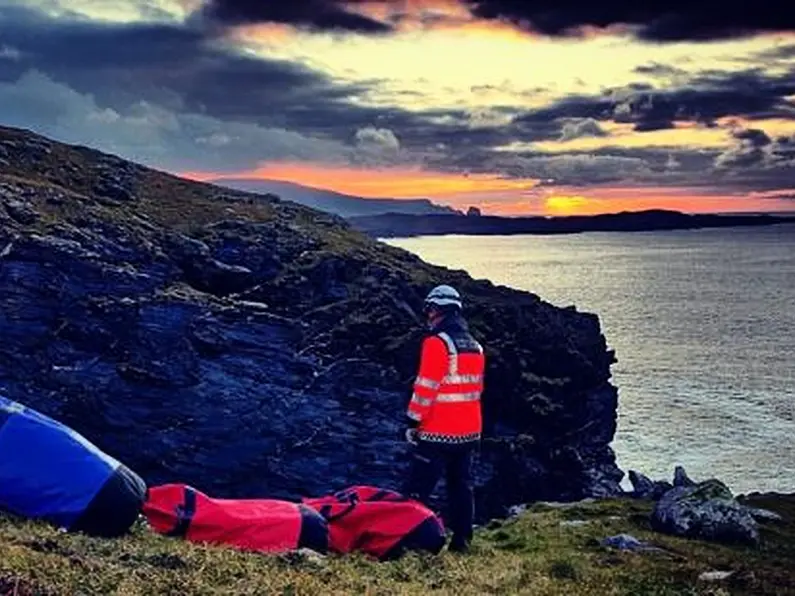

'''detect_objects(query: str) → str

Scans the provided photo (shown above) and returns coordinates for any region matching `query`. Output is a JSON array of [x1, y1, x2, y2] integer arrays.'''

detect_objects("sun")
[[544, 195, 589, 215]]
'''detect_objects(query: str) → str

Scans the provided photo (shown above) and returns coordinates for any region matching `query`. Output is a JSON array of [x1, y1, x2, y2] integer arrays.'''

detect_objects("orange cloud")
[[179, 164, 794, 216], [181, 162, 540, 200], [231, 23, 298, 43]]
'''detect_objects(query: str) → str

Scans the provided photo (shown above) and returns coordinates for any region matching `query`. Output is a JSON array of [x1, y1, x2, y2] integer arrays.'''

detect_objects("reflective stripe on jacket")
[[407, 327, 484, 443]]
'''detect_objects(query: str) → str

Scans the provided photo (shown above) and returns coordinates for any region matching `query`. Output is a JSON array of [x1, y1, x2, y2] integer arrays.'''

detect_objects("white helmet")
[[424, 284, 462, 309]]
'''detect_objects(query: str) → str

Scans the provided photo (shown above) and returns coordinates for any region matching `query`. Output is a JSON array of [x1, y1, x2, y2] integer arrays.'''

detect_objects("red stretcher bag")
[[142, 484, 328, 555], [302, 485, 446, 560]]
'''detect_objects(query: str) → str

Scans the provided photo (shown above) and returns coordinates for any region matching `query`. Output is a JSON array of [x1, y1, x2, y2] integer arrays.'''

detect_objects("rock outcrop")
[[632, 466, 785, 547], [651, 479, 761, 546], [0, 124, 624, 522]]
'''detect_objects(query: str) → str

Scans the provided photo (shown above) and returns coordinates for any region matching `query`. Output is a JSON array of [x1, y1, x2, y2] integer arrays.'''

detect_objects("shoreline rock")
[[626, 465, 786, 547]]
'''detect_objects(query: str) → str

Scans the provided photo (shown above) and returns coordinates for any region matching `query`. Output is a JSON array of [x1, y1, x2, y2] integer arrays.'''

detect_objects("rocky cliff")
[[0, 124, 623, 521]]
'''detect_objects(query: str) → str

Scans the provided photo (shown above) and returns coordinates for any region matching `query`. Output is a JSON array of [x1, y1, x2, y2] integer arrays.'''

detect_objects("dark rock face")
[[0, 125, 624, 522]]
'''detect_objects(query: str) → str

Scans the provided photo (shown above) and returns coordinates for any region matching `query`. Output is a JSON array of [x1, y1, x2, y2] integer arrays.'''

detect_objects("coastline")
[[383, 226, 795, 498], [348, 209, 795, 239]]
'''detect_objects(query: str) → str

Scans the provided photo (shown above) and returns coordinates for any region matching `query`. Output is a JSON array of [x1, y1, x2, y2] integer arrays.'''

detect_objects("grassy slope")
[[0, 124, 435, 279], [1, 495, 793, 596]]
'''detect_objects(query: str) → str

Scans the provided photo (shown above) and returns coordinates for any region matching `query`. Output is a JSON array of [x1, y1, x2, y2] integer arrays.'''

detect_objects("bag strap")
[[318, 489, 363, 522], [319, 501, 358, 522], [316, 488, 411, 521], [165, 486, 197, 538], [366, 489, 409, 503]]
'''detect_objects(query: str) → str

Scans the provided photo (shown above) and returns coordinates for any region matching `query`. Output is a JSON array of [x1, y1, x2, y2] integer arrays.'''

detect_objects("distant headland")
[[347, 209, 795, 239]]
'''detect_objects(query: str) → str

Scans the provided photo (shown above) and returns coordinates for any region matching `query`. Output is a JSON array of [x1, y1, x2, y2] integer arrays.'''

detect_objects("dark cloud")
[[733, 128, 772, 147], [559, 118, 607, 140], [513, 68, 795, 135], [715, 127, 795, 172], [716, 128, 771, 168], [462, 0, 795, 42], [198, 0, 392, 33], [0, 6, 392, 139], [769, 135, 795, 164], [753, 43, 795, 61], [633, 63, 689, 78], [0, 4, 575, 175], [425, 139, 722, 188], [0, 5, 583, 158]]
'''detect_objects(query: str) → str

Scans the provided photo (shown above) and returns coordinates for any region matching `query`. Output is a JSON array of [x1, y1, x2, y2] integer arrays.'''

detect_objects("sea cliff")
[[1, 124, 621, 521]]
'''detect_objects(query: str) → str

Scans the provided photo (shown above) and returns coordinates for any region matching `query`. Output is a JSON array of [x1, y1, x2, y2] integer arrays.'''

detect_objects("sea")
[[385, 223, 795, 495]]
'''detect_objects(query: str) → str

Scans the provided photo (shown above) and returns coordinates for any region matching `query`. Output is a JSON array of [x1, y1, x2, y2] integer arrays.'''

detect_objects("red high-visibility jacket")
[[407, 325, 485, 443], [302, 485, 445, 561], [142, 484, 328, 555]]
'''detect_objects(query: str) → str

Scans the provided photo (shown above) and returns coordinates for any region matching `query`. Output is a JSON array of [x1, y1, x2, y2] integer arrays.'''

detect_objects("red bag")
[[142, 484, 328, 555], [302, 485, 445, 560]]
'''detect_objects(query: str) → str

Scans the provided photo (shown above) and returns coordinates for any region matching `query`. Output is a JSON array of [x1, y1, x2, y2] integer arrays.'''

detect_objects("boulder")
[[3, 197, 39, 225], [673, 465, 696, 487], [628, 470, 673, 500], [651, 479, 759, 546]]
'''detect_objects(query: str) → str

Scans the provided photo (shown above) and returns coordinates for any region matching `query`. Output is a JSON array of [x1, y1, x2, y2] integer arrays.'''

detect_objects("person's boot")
[[447, 536, 470, 554]]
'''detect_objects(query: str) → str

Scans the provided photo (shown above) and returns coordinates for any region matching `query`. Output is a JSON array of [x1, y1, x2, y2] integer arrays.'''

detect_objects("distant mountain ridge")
[[210, 178, 460, 218]]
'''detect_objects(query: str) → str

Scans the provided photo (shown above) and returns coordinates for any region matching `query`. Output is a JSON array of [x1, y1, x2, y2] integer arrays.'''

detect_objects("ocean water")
[[386, 223, 795, 495]]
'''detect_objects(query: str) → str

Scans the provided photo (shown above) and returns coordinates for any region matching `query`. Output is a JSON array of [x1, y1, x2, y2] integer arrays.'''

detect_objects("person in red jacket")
[[403, 284, 485, 553]]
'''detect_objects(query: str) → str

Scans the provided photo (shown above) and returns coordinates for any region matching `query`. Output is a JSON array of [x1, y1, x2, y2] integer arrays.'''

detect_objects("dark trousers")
[[402, 440, 475, 546]]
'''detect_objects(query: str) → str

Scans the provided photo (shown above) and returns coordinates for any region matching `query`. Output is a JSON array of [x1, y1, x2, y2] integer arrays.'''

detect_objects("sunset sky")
[[1, 0, 794, 215]]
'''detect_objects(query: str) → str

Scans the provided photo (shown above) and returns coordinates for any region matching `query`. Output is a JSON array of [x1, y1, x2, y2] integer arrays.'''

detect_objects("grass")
[[1, 495, 792, 595]]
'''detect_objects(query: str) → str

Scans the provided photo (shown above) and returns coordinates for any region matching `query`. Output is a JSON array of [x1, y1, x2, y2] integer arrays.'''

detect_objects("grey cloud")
[[516, 69, 795, 133], [0, 45, 22, 60], [461, 0, 795, 42], [349, 126, 404, 166], [0, 8, 546, 171], [733, 128, 772, 147], [502, 153, 655, 185], [754, 43, 795, 61], [559, 118, 607, 141], [0, 5, 538, 158], [716, 128, 795, 170], [769, 135, 795, 165], [0, 69, 356, 171], [431, 142, 723, 189], [633, 63, 689, 78]]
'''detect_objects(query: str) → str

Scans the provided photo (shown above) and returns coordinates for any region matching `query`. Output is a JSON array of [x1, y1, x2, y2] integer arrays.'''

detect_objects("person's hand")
[[405, 428, 419, 445]]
